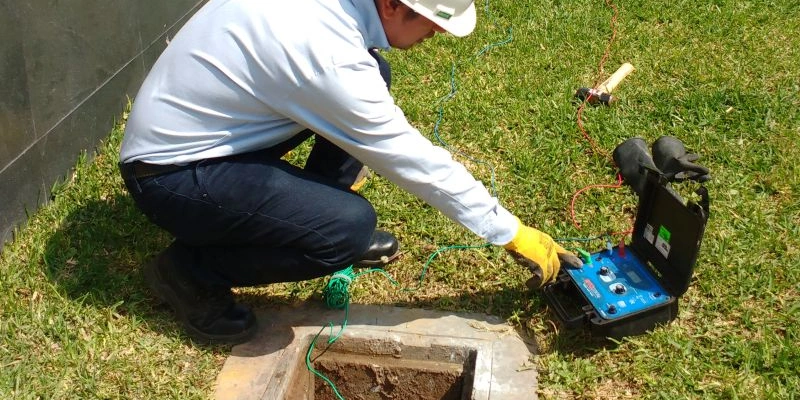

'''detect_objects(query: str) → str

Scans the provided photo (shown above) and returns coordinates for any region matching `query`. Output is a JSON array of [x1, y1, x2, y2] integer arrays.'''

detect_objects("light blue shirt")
[[120, 0, 517, 245]]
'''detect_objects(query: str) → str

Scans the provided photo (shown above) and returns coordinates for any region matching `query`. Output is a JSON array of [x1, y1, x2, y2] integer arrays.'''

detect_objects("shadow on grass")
[[42, 193, 298, 352], [41, 194, 223, 347], [42, 194, 613, 356]]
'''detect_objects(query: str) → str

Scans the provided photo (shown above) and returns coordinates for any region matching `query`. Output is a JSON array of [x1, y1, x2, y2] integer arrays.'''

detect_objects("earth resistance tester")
[[543, 168, 710, 339]]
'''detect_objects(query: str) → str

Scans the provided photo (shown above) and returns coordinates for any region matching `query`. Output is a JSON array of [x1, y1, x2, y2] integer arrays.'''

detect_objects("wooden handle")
[[597, 63, 635, 94]]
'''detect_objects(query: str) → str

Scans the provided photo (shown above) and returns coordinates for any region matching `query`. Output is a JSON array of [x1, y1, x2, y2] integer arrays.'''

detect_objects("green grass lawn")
[[2, 0, 798, 398]]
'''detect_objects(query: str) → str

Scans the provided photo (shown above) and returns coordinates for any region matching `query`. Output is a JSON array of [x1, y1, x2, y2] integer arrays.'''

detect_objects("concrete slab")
[[215, 302, 538, 399]]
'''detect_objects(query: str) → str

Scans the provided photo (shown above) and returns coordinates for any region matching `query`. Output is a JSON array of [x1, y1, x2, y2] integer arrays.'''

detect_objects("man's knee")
[[339, 198, 377, 248], [317, 197, 376, 266]]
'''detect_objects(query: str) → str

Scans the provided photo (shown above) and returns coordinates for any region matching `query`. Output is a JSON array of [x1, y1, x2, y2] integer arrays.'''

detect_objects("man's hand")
[[504, 220, 583, 288]]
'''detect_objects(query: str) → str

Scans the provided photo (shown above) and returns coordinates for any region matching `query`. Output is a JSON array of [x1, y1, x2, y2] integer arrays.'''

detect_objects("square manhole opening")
[[286, 335, 477, 400]]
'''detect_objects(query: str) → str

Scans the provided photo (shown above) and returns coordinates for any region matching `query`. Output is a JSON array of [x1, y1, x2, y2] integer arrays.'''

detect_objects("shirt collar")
[[349, 0, 390, 50]]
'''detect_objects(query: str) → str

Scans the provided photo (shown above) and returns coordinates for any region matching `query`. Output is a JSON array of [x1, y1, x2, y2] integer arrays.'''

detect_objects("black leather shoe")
[[354, 230, 400, 267], [143, 244, 257, 345]]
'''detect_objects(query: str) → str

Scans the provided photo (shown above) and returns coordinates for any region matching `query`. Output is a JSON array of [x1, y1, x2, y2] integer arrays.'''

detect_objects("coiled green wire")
[[305, 243, 490, 399]]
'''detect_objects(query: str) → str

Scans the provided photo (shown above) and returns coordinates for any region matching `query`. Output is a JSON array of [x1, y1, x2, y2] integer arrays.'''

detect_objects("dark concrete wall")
[[0, 0, 207, 247]]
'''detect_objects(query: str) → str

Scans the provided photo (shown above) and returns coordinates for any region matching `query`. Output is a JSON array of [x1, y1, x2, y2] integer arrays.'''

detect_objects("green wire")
[[305, 243, 492, 397], [306, 1, 514, 396], [306, 324, 346, 400], [432, 23, 513, 199]]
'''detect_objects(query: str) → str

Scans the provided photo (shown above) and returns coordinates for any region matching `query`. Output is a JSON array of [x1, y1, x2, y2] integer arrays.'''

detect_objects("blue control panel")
[[565, 248, 672, 320]]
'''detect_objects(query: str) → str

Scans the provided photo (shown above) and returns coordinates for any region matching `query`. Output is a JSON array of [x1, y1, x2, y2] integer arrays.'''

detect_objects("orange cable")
[[569, 0, 631, 237]]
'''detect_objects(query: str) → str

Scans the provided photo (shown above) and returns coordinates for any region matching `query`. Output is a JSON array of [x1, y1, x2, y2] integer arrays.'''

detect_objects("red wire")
[[594, 0, 619, 88], [569, 0, 631, 237], [576, 101, 612, 163]]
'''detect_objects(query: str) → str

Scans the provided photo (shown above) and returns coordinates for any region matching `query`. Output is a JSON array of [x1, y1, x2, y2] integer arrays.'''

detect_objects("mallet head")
[[575, 87, 616, 106], [574, 63, 635, 106]]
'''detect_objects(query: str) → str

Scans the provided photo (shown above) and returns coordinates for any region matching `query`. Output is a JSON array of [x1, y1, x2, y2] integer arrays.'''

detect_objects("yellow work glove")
[[504, 219, 583, 288]]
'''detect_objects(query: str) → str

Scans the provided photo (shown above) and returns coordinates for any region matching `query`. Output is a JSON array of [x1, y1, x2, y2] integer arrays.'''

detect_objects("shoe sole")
[[353, 250, 402, 268], [143, 259, 257, 345]]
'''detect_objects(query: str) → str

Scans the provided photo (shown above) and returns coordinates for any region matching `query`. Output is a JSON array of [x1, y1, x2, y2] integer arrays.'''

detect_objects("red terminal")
[[618, 240, 626, 258]]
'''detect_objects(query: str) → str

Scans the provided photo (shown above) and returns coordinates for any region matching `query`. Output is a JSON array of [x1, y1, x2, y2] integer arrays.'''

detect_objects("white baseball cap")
[[398, 0, 477, 37]]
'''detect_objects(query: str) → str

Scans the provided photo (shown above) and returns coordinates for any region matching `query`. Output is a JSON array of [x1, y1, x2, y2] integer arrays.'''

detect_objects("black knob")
[[599, 267, 610, 275], [614, 284, 626, 294], [608, 305, 617, 314]]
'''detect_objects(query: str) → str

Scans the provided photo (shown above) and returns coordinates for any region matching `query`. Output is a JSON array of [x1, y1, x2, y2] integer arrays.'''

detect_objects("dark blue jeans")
[[122, 49, 391, 288], [122, 144, 376, 287]]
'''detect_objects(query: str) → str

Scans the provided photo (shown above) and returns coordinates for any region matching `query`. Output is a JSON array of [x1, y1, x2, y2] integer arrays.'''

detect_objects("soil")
[[312, 352, 466, 400]]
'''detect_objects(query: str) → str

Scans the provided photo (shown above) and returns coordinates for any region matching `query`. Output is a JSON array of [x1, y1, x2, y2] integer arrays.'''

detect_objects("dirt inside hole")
[[312, 352, 467, 400]]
